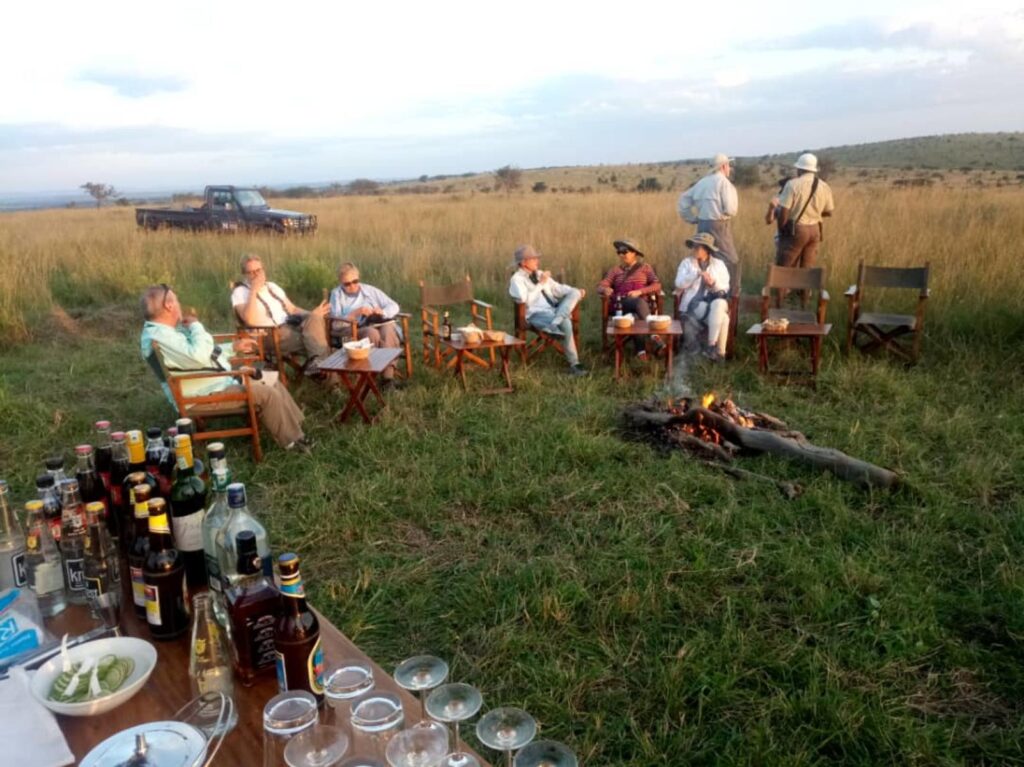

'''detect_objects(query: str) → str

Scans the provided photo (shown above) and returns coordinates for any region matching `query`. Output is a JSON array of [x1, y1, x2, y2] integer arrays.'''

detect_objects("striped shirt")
[[598, 262, 661, 298]]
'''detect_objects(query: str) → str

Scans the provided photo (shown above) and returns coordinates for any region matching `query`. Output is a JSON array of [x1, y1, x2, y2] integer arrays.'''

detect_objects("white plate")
[[30, 636, 157, 717]]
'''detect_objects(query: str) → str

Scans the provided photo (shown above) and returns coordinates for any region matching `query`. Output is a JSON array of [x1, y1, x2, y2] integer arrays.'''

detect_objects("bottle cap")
[[227, 482, 247, 508], [126, 471, 148, 486], [35, 473, 54, 488], [146, 426, 163, 439], [45, 455, 65, 470], [175, 418, 194, 434], [25, 500, 43, 512], [75, 444, 93, 456], [207, 442, 226, 460], [111, 431, 126, 442], [85, 501, 105, 518]]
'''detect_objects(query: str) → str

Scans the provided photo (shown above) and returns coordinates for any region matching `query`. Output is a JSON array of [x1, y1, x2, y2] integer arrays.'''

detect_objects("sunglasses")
[[159, 282, 173, 308], [342, 278, 360, 287], [616, 248, 631, 256]]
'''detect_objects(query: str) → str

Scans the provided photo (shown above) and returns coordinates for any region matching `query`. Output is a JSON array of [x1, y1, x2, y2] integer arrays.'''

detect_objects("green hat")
[[684, 232, 718, 253], [613, 239, 644, 256]]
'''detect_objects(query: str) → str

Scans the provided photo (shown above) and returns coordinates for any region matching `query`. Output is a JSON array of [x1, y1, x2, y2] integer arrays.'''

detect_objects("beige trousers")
[[278, 313, 330, 360], [228, 379, 305, 447]]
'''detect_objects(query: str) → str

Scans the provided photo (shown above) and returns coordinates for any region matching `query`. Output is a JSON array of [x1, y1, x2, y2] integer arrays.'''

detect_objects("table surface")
[[747, 322, 833, 336], [605, 319, 683, 336], [319, 347, 402, 373], [47, 600, 491, 766], [440, 333, 525, 351]]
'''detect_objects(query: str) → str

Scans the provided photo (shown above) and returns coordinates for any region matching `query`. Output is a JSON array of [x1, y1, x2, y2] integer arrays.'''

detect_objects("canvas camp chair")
[[322, 288, 414, 380], [845, 261, 930, 364], [147, 337, 263, 462], [761, 265, 830, 325], [419, 276, 494, 368], [509, 268, 582, 364], [230, 280, 308, 388]]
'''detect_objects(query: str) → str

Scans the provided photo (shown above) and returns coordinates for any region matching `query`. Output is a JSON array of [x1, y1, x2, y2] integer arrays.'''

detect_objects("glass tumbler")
[[349, 691, 405, 760], [324, 660, 375, 741], [264, 690, 319, 767]]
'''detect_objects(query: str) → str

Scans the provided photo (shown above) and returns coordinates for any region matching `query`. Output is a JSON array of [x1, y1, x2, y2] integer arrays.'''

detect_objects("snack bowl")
[[30, 636, 157, 717], [343, 340, 371, 360], [462, 330, 483, 345], [483, 329, 505, 343], [612, 315, 634, 329], [647, 315, 671, 332]]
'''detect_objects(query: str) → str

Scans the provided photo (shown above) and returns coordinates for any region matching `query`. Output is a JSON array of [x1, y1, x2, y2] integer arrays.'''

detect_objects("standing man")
[[677, 153, 741, 294], [328, 262, 402, 382], [776, 153, 835, 269], [231, 254, 330, 375], [508, 244, 588, 377], [140, 284, 311, 451]]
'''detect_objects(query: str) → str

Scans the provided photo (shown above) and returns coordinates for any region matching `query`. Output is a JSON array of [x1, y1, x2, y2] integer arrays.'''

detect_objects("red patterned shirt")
[[599, 262, 661, 298]]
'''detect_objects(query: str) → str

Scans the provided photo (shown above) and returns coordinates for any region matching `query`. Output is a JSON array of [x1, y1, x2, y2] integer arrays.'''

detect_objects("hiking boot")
[[702, 347, 724, 363], [286, 436, 315, 454], [567, 364, 589, 377]]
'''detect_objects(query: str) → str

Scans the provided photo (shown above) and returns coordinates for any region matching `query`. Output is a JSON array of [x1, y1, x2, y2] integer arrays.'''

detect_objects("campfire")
[[623, 394, 900, 491]]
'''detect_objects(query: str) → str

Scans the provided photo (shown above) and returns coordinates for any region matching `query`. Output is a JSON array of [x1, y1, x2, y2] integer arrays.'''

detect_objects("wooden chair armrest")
[[844, 285, 857, 297], [472, 299, 494, 310], [761, 287, 771, 297], [921, 289, 931, 299], [166, 369, 250, 382], [820, 289, 831, 303]]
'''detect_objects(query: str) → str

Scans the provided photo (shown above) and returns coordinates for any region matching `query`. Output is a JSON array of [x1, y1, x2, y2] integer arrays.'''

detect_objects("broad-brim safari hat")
[[794, 153, 819, 173], [685, 232, 719, 253], [612, 239, 644, 257], [511, 243, 542, 267]]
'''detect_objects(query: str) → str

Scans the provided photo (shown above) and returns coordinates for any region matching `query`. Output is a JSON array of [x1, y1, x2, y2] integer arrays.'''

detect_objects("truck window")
[[211, 190, 234, 210], [234, 190, 268, 209]]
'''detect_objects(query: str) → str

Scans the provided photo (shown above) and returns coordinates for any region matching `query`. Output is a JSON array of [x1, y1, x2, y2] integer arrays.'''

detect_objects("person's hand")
[[579, 288, 587, 300], [360, 305, 376, 317], [250, 270, 266, 291], [312, 300, 329, 316], [626, 289, 643, 298], [182, 307, 199, 325], [701, 272, 715, 286], [539, 270, 552, 283], [234, 337, 258, 354], [597, 286, 611, 297]]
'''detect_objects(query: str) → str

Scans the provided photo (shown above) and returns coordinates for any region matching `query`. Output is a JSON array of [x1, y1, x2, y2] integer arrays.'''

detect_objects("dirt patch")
[[40, 303, 138, 343]]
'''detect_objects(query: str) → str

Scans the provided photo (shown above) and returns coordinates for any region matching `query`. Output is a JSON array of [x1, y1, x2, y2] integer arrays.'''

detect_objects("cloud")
[[78, 72, 189, 98]]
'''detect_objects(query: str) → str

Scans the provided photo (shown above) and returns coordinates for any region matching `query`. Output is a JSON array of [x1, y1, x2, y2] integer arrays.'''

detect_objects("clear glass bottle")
[[35, 473, 63, 545], [59, 478, 89, 604], [23, 500, 67, 616], [189, 592, 238, 736], [203, 465, 232, 597], [0, 480, 28, 591], [44, 454, 69, 486], [218, 483, 272, 588], [83, 501, 121, 629]]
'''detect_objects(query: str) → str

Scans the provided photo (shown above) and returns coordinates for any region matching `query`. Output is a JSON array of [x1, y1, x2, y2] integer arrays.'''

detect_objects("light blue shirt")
[[140, 320, 236, 409], [328, 284, 399, 326], [677, 171, 739, 224]]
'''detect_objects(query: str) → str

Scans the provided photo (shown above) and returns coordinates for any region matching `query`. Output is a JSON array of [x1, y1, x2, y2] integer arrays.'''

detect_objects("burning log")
[[623, 396, 901, 490]]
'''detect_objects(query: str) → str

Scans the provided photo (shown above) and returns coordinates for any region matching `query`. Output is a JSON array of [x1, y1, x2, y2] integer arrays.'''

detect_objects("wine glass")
[[425, 683, 483, 767], [385, 727, 449, 767], [324, 660, 375, 737], [475, 708, 536, 767], [394, 655, 449, 729], [512, 741, 577, 767], [285, 726, 350, 767]]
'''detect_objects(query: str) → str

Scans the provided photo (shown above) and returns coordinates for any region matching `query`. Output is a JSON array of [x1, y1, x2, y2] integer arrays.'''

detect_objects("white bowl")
[[30, 636, 157, 717]]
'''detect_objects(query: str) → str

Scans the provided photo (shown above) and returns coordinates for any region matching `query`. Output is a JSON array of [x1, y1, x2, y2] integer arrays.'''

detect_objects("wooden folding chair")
[[761, 265, 830, 324], [230, 280, 307, 389], [509, 268, 582, 364], [322, 289, 414, 380], [419, 276, 494, 369], [147, 338, 263, 462], [846, 261, 930, 364]]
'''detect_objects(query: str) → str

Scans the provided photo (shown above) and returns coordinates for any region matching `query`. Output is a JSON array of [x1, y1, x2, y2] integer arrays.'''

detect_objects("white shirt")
[[677, 171, 739, 223], [675, 256, 731, 311], [509, 269, 575, 320], [230, 281, 291, 326]]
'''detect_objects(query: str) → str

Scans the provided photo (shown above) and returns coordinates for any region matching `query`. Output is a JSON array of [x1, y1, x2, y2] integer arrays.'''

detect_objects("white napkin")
[[0, 667, 74, 767]]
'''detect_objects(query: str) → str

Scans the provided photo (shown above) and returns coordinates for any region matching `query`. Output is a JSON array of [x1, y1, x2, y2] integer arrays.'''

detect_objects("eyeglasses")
[[616, 249, 631, 256], [244, 267, 263, 276], [341, 279, 360, 287]]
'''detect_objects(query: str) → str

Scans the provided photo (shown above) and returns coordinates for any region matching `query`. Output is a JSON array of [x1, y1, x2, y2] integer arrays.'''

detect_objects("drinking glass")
[[425, 683, 483, 767], [284, 725, 350, 767], [385, 727, 449, 767], [350, 691, 405, 760], [475, 708, 536, 767], [339, 759, 385, 767], [394, 655, 449, 727], [324, 660, 375, 739], [263, 691, 319, 767], [512, 741, 577, 767]]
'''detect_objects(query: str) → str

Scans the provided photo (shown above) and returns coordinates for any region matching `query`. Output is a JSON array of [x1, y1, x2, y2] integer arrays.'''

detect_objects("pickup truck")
[[136, 186, 317, 234]]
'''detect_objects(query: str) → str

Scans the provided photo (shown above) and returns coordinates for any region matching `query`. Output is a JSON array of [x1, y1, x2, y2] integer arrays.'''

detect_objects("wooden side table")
[[440, 333, 526, 393], [747, 322, 832, 382], [319, 347, 402, 423], [605, 319, 683, 380]]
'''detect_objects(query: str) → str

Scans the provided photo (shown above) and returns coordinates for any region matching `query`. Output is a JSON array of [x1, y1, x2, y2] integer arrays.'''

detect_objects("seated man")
[[675, 232, 731, 362], [508, 244, 588, 377], [328, 262, 402, 382], [140, 284, 312, 452], [231, 254, 330, 375], [596, 238, 664, 359]]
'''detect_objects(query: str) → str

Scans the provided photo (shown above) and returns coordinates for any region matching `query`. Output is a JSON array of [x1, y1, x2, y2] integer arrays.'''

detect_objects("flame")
[[701, 393, 716, 409]]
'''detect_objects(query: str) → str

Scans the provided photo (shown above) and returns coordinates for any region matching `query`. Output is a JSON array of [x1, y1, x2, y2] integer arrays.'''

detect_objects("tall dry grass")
[[1, 184, 1021, 345]]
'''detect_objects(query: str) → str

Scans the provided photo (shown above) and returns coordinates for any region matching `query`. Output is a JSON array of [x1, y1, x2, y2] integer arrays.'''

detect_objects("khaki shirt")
[[779, 174, 834, 225]]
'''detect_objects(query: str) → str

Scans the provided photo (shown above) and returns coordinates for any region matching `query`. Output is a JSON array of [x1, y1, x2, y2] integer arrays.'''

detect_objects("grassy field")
[[1, 186, 1023, 765]]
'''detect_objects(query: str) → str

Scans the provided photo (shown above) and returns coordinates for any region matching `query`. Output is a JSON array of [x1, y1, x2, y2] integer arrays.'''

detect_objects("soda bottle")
[[127, 483, 152, 619], [59, 479, 89, 604], [217, 482, 272, 588], [84, 501, 121, 625], [44, 454, 68, 486], [23, 500, 67, 617], [35, 473, 63, 545], [159, 427, 178, 488], [226, 530, 279, 686], [274, 553, 324, 703], [143, 427, 171, 499], [143, 499, 190, 640], [94, 420, 114, 492], [0, 481, 28, 591], [75, 444, 112, 540], [170, 434, 208, 590], [108, 432, 130, 530]]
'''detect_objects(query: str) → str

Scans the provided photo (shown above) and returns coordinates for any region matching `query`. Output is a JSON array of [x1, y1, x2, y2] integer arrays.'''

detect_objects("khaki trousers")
[[278, 313, 330, 360], [228, 379, 305, 447], [776, 224, 821, 269]]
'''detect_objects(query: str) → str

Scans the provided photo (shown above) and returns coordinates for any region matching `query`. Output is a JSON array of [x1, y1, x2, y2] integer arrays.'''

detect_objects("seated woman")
[[596, 238, 663, 359], [675, 232, 731, 362], [328, 262, 402, 381]]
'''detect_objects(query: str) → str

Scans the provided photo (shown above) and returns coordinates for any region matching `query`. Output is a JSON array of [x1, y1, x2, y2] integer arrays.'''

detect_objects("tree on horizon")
[[80, 182, 117, 208], [493, 165, 523, 195]]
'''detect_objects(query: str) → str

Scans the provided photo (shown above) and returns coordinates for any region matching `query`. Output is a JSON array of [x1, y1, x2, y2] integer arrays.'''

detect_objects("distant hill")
[[762, 132, 1024, 171]]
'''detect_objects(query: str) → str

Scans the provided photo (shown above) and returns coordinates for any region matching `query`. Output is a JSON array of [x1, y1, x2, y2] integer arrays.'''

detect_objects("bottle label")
[[10, 550, 27, 587], [130, 566, 146, 607], [65, 558, 85, 592], [145, 583, 161, 625], [33, 561, 64, 596], [275, 650, 287, 692], [48, 519, 62, 543], [279, 575, 305, 598], [245, 613, 277, 671], [85, 575, 104, 603], [205, 554, 222, 592], [110, 485, 124, 509], [172, 513, 204, 553], [308, 638, 324, 695]]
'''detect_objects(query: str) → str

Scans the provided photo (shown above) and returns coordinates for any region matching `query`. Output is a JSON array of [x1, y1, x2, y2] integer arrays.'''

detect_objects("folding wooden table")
[[440, 333, 526, 394], [747, 322, 832, 383], [319, 347, 402, 423], [605, 319, 683, 380]]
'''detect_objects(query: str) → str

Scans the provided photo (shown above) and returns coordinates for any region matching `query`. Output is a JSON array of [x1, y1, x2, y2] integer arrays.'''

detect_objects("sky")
[[2, 0, 1023, 193]]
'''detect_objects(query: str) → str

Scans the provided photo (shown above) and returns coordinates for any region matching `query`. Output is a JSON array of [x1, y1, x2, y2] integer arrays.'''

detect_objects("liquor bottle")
[[226, 530, 279, 686], [23, 500, 67, 617], [0, 481, 28, 591], [127, 484, 152, 619], [207, 442, 227, 476], [44, 454, 69, 485], [59, 479, 89, 604], [108, 432, 130, 527], [159, 427, 178, 488], [94, 420, 113, 493], [143, 499, 190, 640], [614, 294, 624, 317], [170, 434, 208, 590], [36, 473, 63, 545], [175, 419, 206, 481], [122, 471, 152, 554], [274, 553, 324, 703], [203, 465, 232, 597], [145, 427, 172, 498], [75, 444, 113, 540], [442, 310, 452, 340], [188, 592, 237, 725], [217, 483, 272, 588], [83, 501, 121, 624]]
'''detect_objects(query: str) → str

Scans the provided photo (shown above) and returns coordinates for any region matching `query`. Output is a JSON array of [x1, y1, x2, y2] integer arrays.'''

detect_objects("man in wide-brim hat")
[[677, 153, 741, 295], [674, 232, 731, 362]]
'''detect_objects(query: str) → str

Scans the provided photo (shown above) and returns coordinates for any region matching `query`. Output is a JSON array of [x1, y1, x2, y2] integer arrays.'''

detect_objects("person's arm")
[[722, 179, 739, 218], [675, 260, 698, 292], [329, 286, 344, 317], [776, 181, 795, 228], [234, 285, 268, 327], [597, 266, 617, 295], [370, 286, 400, 318], [709, 260, 731, 295], [153, 322, 221, 370], [677, 187, 698, 224]]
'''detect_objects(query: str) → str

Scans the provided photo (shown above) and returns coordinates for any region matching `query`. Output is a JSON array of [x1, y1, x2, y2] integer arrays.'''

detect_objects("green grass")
[[1, 302, 1022, 765]]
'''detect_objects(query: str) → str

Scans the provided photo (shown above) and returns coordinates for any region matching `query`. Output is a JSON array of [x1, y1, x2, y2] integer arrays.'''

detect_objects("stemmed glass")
[[385, 727, 449, 767], [394, 655, 449, 730], [512, 741, 577, 767], [425, 683, 483, 767], [475, 708, 536, 767]]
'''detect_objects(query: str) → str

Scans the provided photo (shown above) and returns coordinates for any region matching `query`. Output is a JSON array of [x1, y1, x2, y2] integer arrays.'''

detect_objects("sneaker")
[[567, 364, 589, 377], [636, 350, 648, 361], [702, 347, 724, 363], [286, 436, 315, 454], [652, 337, 667, 357]]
